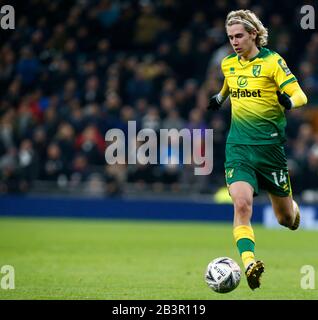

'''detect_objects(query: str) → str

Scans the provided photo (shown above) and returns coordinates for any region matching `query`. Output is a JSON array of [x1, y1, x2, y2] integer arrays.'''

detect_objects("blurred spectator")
[[300, 144, 318, 200], [141, 107, 161, 132], [75, 125, 105, 165], [97, 0, 120, 30], [126, 66, 154, 104], [162, 109, 185, 130], [55, 122, 76, 164], [83, 173, 106, 197], [69, 153, 91, 187], [18, 139, 39, 188], [133, 1, 163, 49], [104, 163, 126, 197], [16, 46, 41, 90], [42, 142, 67, 181]]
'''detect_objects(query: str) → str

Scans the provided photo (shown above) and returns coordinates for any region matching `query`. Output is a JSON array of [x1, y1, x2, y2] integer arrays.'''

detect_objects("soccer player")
[[208, 10, 307, 290]]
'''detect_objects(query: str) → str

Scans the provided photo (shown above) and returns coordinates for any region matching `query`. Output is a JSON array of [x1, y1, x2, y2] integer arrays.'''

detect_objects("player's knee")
[[234, 197, 252, 216]]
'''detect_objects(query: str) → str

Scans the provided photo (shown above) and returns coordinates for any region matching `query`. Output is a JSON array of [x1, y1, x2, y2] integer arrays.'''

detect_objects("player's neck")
[[240, 47, 260, 62]]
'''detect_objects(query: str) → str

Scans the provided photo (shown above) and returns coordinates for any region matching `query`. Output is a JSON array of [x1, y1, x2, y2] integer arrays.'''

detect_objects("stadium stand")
[[0, 0, 317, 202]]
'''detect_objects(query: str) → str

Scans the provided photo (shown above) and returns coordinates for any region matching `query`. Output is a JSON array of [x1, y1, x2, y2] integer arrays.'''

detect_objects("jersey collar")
[[238, 47, 266, 63]]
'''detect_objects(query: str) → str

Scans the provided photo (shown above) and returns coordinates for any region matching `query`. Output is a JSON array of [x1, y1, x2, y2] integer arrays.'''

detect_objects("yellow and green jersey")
[[221, 47, 297, 144]]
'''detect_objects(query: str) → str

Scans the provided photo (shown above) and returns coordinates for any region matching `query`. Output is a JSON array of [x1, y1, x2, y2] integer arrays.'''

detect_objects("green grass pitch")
[[0, 217, 317, 300]]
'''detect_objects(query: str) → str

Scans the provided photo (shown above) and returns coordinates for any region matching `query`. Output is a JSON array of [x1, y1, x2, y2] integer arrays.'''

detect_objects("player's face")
[[226, 24, 257, 59]]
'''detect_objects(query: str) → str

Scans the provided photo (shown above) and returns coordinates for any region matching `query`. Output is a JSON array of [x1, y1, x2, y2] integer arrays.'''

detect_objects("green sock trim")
[[237, 238, 255, 255]]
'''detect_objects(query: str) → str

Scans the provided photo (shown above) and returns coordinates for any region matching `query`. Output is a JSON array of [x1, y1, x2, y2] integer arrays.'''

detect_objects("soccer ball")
[[205, 257, 241, 293]]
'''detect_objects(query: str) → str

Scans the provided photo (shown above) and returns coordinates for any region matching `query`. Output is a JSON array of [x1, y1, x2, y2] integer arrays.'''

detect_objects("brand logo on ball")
[[205, 257, 241, 293], [237, 76, 248, 88]]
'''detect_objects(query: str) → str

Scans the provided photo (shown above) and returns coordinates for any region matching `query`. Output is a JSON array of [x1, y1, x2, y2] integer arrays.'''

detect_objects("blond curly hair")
[[225, 10, 268, 47]]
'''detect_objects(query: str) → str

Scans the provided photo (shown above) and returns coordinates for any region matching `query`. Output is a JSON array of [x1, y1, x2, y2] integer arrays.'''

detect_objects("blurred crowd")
[[0, 0, 318, 200]]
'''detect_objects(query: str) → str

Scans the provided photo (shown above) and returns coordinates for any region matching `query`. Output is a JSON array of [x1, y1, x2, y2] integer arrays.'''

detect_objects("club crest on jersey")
[[252, 65, 261, 77], [226, 168, 234, 178]]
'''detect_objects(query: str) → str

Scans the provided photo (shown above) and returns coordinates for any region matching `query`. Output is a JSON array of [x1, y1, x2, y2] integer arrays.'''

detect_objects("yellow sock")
[[242, 251, 255, 269], [233, 225, 256, 269]]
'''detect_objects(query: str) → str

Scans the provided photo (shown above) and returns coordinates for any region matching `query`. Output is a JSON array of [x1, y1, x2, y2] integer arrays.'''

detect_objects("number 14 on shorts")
[[271, 170, 287, 187]]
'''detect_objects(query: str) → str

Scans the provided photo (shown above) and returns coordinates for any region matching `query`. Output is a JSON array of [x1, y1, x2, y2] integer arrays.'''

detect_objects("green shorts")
[[225, 144, 292, 197]]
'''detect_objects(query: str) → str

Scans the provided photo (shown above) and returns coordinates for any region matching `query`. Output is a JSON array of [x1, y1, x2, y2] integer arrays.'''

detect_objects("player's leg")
[[268, 193, 300, 230], [225, 144, 265, 289], [230, 181, 255, 269], [257, 143, 300, 230], [230, 181, 254, 226], [229, 181, 264, 290]]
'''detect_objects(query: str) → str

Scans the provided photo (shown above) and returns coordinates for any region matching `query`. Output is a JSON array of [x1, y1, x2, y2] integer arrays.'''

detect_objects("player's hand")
[[276, 91, 292, 110], [207, 94, 222, 111]]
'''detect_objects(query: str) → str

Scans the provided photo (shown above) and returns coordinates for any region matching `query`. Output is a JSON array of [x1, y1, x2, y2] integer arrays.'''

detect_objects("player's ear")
[[250, 29, 257, 41]]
